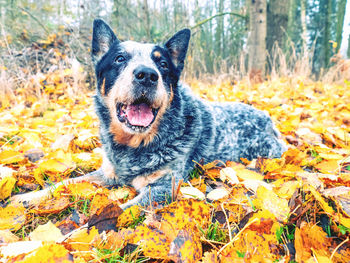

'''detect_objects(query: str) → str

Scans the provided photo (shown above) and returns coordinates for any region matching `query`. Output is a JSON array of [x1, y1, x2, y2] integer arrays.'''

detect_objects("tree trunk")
[[248, 0, 267, 78], [300, 0, 307, 54], [266, 0, 290, 53], [215, 0, 224, 71], [323, 0, 332, 67], [335, 0, 347, 54]]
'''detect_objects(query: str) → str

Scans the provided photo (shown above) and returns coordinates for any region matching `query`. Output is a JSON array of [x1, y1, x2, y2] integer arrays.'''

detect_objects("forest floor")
[[0, 37, 350, 262]]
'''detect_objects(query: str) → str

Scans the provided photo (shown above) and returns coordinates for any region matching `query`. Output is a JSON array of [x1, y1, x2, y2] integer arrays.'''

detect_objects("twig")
[[220, 203, 232, 241], [330, 237, 349, 260], [217, 217, 258, 255], [191, 12, 247, 30], [18, 7, 49, 34]]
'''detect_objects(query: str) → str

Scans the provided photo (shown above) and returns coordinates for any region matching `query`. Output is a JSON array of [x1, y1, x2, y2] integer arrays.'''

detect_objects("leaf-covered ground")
[[0, 68, 350, 262]]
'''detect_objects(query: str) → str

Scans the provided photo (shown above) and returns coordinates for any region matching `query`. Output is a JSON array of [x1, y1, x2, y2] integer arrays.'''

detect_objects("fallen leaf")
[[17, 242, 73, 262], [180, 186, 205, 200], [253, 186, 290, 222], [0, 229, 19, 243], [0, 241, 43, 259], [88, 202, 123, 233], [31, 196, 71, 215], [206, 188, 229, 201], [294, 222, 332, 262], [0, 150, 24, 164], [168, 229, 202, 263], [220, 167, 239, 184], [116, 205, 142, 228], [28, 221, 63, 241], [64, 226, 99, 252], [0, 175, 16, 200], [0, 204, 26, 231]]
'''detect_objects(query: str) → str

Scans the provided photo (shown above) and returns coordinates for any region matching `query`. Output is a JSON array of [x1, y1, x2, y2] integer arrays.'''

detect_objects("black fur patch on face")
[[95, 45, 131, 96], [151, 46, 178, 91]]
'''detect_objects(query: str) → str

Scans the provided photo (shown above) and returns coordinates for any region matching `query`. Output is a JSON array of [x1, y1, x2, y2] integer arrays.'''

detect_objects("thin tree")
[[248, 0, 267, 78]]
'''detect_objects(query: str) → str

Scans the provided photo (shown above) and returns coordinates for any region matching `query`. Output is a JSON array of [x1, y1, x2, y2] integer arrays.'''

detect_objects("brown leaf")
[[88, 202, 123, 233]]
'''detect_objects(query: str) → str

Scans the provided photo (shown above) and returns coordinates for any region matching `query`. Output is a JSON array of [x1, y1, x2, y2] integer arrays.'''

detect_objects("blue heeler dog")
[[12, 19, 286, 209]]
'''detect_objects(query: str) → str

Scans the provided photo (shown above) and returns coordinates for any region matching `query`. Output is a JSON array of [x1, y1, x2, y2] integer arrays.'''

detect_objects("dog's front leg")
[[10, 169, 110, 206], [120, 171, 183, 210]]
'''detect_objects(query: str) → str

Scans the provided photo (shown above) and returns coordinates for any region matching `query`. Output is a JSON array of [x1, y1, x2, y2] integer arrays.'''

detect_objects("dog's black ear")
[[92, 19, 119, 65], [165, 29, 191, 71]]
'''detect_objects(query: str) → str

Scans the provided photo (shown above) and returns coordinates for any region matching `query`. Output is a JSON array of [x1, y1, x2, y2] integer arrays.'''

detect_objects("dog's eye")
[[115, 55, 126, 63], [160, 61, 168, 69]]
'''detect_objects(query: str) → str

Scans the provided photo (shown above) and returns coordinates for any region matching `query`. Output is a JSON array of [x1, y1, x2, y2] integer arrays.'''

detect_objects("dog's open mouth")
[[117, 100, 159, 132]]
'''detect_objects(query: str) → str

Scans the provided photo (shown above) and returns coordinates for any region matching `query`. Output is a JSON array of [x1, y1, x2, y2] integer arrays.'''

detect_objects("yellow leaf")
[[67, 181, 98, 198], [305, 184, 350, 228], [0, 150, 24, 164], [0, 176, 16, 200], [38, 159, 67, 173], [17, 243, 72, 263], [235, 167, 264, 181], [0, 204, 26, 231], [318, 152, 344, 160], [65, 226, 99, 252], [275, 180, 302, 199], [33, 168, 45, 187], [28, 221, 63, 241], [315, 159, 339, 174], [254, 186, 290, 222]]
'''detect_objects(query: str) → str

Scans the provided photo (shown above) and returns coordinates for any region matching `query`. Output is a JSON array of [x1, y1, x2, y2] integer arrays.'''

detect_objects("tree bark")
[[215, 0, 224, 60], [335, 0, 347, 54], [300, 0, 307, 57], [323, 0, 332, 67], [266, 0, 290, 53], [248, 0, 267, 77]]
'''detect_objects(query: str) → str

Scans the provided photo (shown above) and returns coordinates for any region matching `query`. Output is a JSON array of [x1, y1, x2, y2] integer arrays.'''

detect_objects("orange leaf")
[[168, 229, 202, 263], [31, 196, 71, 215], [121, 225, 171, 259], [116, 205, 142, 228], [294, 222, 331, 262]]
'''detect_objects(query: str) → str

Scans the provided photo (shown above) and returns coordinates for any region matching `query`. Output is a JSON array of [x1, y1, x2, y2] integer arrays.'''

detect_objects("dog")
[[11, 19, 286, 209]]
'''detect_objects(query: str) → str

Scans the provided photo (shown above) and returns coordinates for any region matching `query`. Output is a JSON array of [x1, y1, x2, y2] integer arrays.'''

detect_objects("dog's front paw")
[[10, 188, 51, 207]]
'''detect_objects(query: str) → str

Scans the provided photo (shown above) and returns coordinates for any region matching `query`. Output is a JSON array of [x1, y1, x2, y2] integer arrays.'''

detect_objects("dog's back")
[[166, 83, 286, 178]]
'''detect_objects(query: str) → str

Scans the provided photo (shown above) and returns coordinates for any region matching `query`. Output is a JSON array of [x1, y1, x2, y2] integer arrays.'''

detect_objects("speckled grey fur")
[[92, 19, 287, 209]]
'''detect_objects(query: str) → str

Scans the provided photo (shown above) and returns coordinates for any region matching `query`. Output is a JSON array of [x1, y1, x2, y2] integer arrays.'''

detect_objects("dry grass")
[[0, 28, 349, 108]]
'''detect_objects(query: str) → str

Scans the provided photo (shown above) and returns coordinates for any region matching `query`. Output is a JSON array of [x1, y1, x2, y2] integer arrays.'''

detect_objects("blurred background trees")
[[0, 0, 349, 80]]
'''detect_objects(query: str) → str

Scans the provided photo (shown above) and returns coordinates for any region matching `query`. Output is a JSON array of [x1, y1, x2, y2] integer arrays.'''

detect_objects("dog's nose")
[[133, 66, 159, 86]]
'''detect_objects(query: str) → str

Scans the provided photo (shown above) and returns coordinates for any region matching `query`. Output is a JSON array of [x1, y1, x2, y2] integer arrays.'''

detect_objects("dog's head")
[[92, 19, 190, 147]]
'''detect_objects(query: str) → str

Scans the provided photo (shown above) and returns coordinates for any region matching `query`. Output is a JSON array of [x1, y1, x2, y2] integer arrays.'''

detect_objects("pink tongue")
[[125, 103, 154, 127]]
